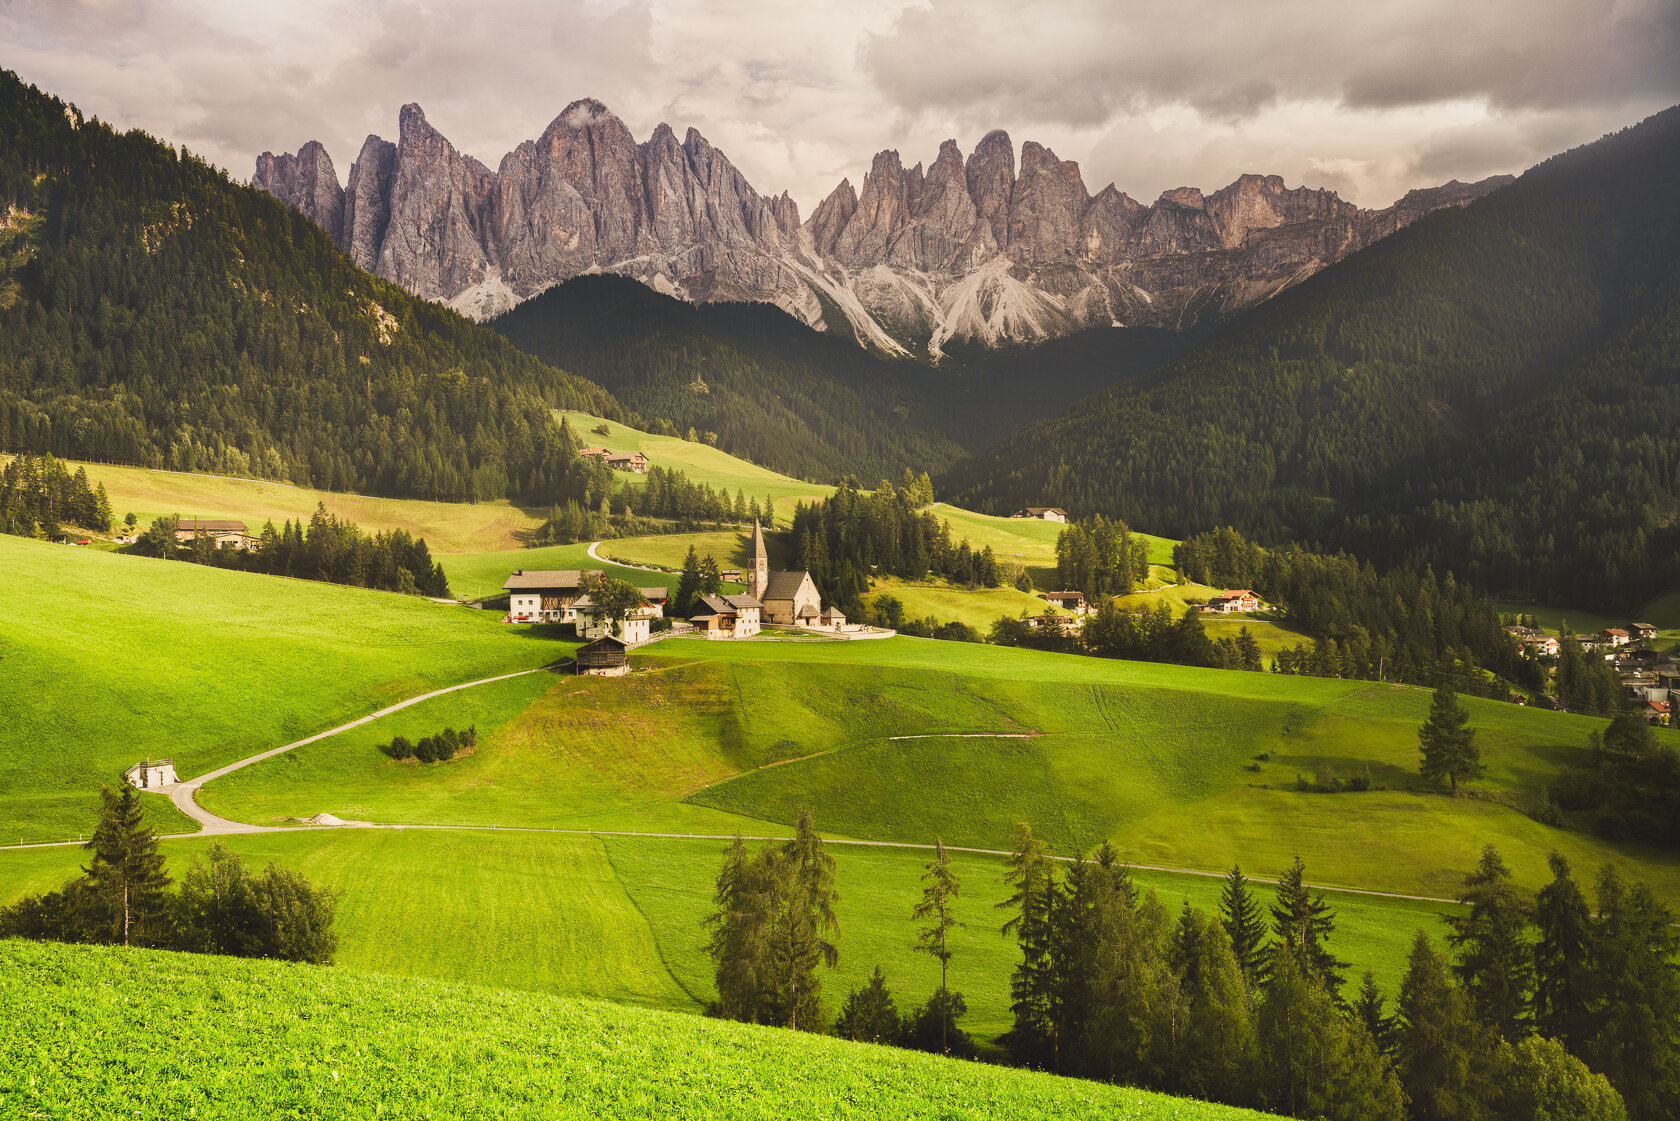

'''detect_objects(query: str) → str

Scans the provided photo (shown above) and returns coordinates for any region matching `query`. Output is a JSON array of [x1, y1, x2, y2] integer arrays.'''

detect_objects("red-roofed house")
[[1203, 590, 1260, 614]]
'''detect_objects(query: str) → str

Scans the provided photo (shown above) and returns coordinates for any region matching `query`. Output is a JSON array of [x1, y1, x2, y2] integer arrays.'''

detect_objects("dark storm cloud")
[[0, 0, 1674, 213], [859, 0, 1680, 126]]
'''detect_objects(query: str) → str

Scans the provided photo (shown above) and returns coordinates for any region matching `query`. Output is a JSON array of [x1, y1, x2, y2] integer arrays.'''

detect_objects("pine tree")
[[1354, 969, 1397, 1056], [835, 966, 899, 1044], [675, 546, 702, 616], [998, 822, 1058, 1068], [778, 808, 838, 1032], [1258, 947, 1404, 1121], [1270, 857, 1348, 997], [911, 838, 963, 1053], [1395, 930, 1499, 1121], [1166, 904, 1257, 1104], [1444, 845, 1533, 1040], [81, 784, 171, 946], [1586, 867, 1680, 1121], [1418, 681, 1483, 793], [1219, 863, 1267, 988], [1533, 852, 1597, 1054]]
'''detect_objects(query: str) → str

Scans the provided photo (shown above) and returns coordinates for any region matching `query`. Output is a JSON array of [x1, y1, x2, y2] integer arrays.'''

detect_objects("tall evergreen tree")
[[778, 808, 839, 1032], [1585, 867, 1680, 1121], [1444, 845, 1533, 1040], [1533, 852, 1597, 1055], [910, 838, 963, 1053], [1419, 681, 1483, 794], [1270, 857, 1348, 997], [1219, 863, 1267, 988], [998, 822, 1058, 1068], [1395, 930, 1499, 1121], [1257, 947, 1404, 1121], [1166, 904, 1258, 1105], [1353, 969, 1397, 1057], [674, 546, 702, 616], [81, 784, 171, 947]]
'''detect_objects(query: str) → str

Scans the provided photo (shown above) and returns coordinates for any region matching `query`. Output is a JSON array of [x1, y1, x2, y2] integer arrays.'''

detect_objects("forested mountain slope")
[[0, 71, 617, 503], [940, 106, 1680, 610], [491, 273, 1191, 482]]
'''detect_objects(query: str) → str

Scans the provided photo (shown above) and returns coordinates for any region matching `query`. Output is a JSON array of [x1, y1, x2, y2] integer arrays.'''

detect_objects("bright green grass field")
[[0, 940, 1267, 1121], [4, 453, 547, 554], [864, 575, 1068, 631], [928, 503, 1178, 569], [603, 836, 1453, 1042], [0, 536, 564, 840], [559, 410, 837, 517], [599, 527, 795, 573]]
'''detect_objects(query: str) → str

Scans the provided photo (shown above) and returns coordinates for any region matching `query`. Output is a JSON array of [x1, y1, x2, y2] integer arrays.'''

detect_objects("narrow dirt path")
[[585, 541, 668, 573]]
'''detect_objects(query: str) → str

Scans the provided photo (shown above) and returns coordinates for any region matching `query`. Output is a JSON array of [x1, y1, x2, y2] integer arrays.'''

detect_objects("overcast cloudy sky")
[[3, 0, 1677, 213]]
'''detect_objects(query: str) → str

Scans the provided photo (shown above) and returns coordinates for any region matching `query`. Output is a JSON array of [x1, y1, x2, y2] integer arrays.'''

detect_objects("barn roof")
[[502, 569, 600, 591]]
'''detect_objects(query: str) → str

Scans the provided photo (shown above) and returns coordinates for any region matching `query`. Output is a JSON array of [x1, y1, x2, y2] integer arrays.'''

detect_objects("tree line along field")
[[0, 535, 566, 841], [0, 939, 1271, 1121], [0, 825, 1454, 1049]]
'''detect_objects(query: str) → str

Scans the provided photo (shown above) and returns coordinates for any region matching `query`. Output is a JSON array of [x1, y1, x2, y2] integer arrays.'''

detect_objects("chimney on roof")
[[515, 569, 523, 576]]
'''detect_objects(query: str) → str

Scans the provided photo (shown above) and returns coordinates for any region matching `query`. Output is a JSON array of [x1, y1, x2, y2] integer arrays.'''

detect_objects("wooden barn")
[[575, 635, 630, 676]]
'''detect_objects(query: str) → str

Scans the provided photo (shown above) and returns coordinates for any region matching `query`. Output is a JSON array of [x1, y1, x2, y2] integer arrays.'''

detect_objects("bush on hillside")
[[381, 726, 476, 763]]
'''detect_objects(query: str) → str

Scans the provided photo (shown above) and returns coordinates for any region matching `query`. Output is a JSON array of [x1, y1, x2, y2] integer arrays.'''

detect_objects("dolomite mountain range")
[[254, 99, 1511, 355]]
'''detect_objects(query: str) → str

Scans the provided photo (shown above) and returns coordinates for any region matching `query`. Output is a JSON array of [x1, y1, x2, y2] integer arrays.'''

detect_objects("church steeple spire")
[[748, 518, 769, 600]]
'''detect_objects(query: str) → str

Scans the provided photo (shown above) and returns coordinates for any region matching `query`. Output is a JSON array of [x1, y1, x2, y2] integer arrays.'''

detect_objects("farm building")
[[638, 588, 669, 616], [1602, 627, 1631, 647], [1039, 590, 1089, 616], [573, 597, 656, 645], [605, 452, 649, 473], [744, 519, 822, 625], [1009, 507, 1068, 523], [575, 635, 630, 676], [690, 594, 762, 639], [503, 569, 604, 624], [1630, 623, 1659, 640], [124, 759, 177, 789], [1203, 590, 1261, 614], [578, 446, 609, 459], [174, 519, 260, 550]]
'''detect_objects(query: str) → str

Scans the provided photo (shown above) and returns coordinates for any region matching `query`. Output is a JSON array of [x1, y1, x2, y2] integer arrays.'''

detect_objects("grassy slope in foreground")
[[1, 454, 545, 554], [0, 535, 562, 840], [0, 939, 1266, 1121], [558, 409, 837, 518]]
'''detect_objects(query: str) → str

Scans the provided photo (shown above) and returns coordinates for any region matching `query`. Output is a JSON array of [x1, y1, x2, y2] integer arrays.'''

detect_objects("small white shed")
[[124, 759, 177, 789]]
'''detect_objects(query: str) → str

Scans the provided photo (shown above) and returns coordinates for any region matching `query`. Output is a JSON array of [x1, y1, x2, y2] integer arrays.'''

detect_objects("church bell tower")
[[748, 518, 769, 600]]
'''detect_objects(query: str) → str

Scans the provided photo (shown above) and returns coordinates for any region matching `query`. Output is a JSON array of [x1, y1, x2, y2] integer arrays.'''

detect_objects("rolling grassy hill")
[[1, 939, 1269, 1120], [558, 410, 837, 518], [0, 535, 564, 840], [0, 454, 549, 554]]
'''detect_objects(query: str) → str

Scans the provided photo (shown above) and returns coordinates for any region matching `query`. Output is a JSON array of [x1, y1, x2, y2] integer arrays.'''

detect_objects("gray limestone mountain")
[[254, 100, 1512, 353]]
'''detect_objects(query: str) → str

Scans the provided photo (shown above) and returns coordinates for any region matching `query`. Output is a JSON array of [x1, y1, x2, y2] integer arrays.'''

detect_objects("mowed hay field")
[[439, 540, 693, 600], [7, 454, 546, 554], [0, 535, 564, 840], [864, 575, 1067, 631], [1, 940, 1270, 1121]]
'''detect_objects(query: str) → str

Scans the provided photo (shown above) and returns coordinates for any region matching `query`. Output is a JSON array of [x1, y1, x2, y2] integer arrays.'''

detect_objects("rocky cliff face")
[[255, 102, 1513, 353]]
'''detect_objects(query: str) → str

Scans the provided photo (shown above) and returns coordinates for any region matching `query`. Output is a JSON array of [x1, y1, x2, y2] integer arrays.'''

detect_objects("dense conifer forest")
[[489, 274, 1190, 484], [941, 107, 1680, 612], [0, 71, 618, 504]]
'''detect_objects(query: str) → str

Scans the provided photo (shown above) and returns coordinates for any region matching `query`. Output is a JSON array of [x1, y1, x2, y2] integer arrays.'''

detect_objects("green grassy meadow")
[[4, 453, 547, 554], [0, 535, 565, 840], [864, 575, 1067, 630], [438, 540, 688, 599], [601, 527, 795, 573], [558, 410, 837, 519], [0, 939, 1269, 1121]]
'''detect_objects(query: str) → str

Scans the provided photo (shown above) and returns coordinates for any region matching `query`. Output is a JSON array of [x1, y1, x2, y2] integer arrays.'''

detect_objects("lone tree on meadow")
[[82, 784, 172, 947], [911, 838, 964, 1053], [1418, 681, 1484, 794], [579, 573, 645, 638]]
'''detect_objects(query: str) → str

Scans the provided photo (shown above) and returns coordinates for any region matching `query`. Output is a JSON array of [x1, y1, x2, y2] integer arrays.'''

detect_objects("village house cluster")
[[578, 446, 649, 473], [501, 520, 870, 675], [1506, 620, 1674, 723]]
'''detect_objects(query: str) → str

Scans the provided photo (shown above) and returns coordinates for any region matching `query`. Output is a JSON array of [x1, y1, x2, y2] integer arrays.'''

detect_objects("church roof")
[[763, 571, 814, 600]]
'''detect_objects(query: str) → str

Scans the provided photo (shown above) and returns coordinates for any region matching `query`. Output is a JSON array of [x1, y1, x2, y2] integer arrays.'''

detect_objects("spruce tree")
[[778, 808, 838, 1032], [1418, 681, 1483, 793], [1270, 856, 1348, 997], [1586, 867, 1680, 1121], [1445, 845, 1533, 1040], [1395, 930, 1499, 1121], [1533, 852, 1596, 1054], [998, 822, 1058, 1068], [81, 784, 171, 947], [674, 546, 701, 615], [1219, 863, 1267, 988], [1258, 947, 1404, 1121], [835, 966, 899, 1044], [1167, 905, 1257, 1105], [1354, 969, 1397, 1057], [911, 838, 963, 1053]]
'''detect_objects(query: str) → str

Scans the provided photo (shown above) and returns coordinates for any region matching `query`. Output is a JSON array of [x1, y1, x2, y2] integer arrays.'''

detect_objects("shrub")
[[381, 736, 414, 760]]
